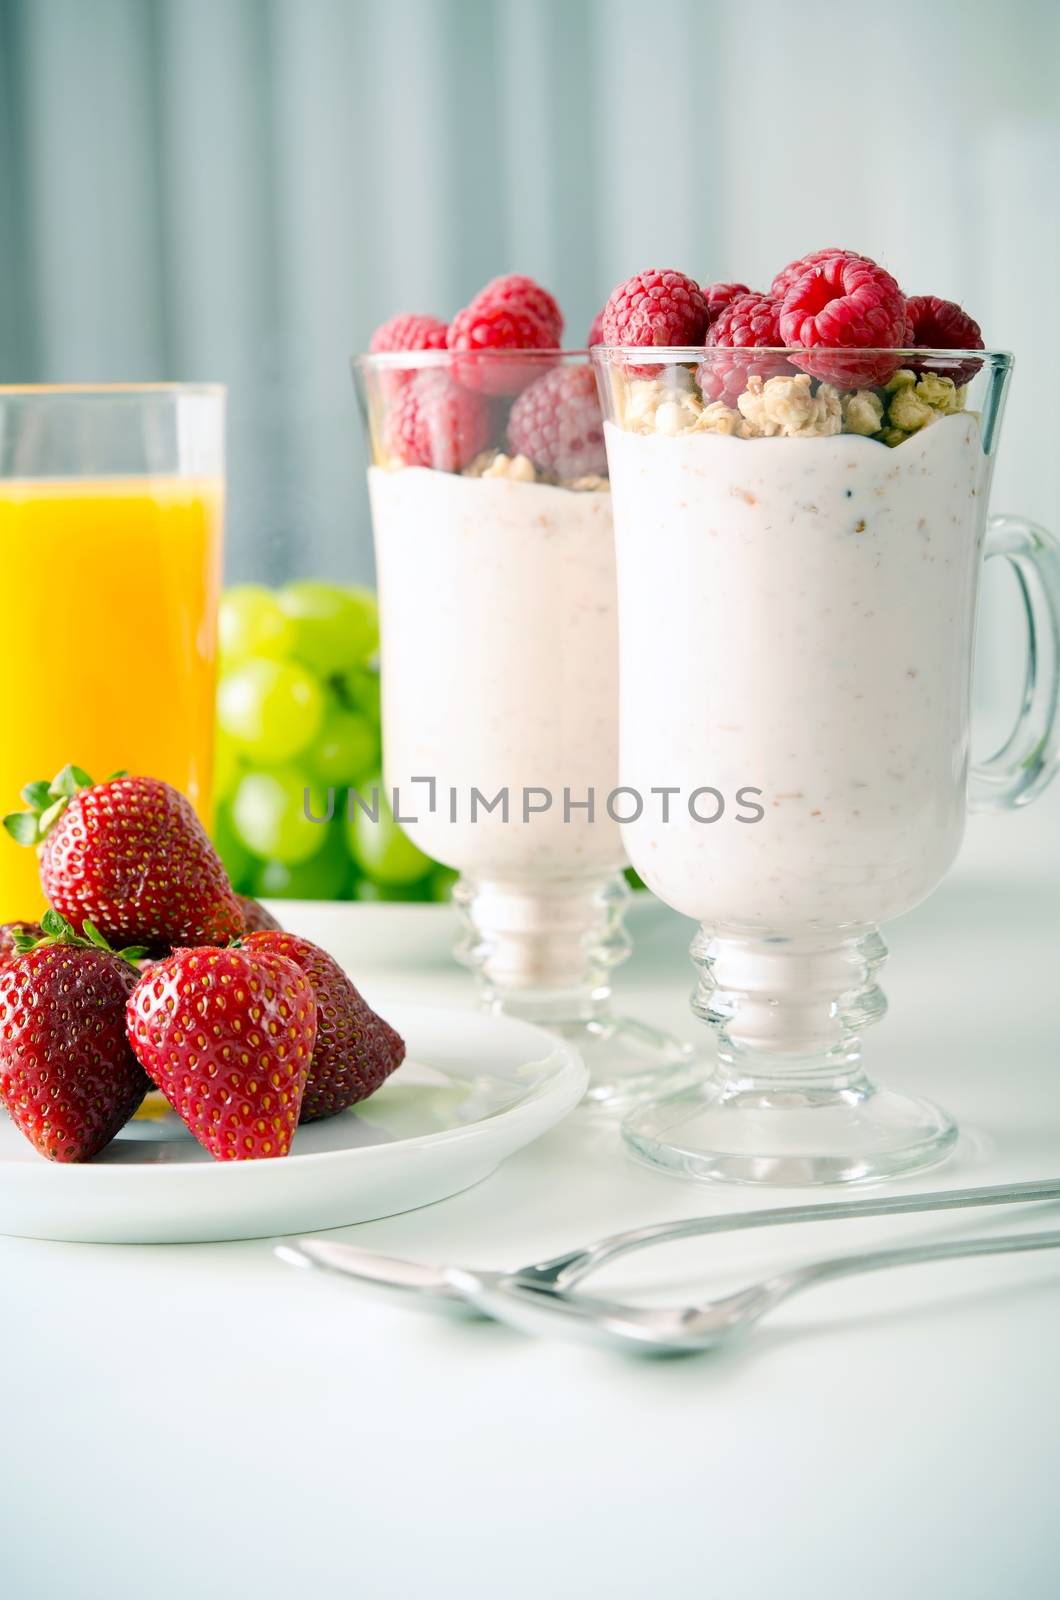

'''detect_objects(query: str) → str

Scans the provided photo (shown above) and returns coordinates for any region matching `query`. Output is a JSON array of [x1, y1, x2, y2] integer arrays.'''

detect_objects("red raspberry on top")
[[770, 247, 876, 302], [600, 269, 710, 349], [384, 369, 490, 471], [478, 274, 563, 344], [697, 294, 790, 408], [702, 281, 752, 325], [507, 365, 607, 480], [447, 274, 563, 395], [368, 315, 448, 399], [586, 309, 606, 347], [369, 313, 448, 355], [777, 252, 908, 388], [905, 294, 984, 386]]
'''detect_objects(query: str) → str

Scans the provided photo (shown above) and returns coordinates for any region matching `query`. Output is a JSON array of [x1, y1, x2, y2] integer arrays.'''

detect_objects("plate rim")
[[0, 999, 588, 1181]]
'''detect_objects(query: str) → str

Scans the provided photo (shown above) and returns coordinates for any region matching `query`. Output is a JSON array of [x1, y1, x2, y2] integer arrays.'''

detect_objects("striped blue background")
[[1, 0, 1058, 765]]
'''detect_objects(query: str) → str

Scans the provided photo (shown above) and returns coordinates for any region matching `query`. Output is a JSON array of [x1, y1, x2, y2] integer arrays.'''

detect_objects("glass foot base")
[[622, 1074, 958, 1186], [545, 1015, 699, 1115]]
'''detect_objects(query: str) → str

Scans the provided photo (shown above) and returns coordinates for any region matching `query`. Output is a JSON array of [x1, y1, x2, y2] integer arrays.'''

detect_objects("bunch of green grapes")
[[213, 581, 456, 903]]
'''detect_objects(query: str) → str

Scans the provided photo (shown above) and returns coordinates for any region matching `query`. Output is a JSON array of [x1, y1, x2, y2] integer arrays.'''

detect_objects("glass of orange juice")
[[0, 384, 225, 922]]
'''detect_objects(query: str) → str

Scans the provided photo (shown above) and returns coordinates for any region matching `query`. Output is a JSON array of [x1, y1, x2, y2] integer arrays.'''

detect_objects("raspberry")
[[697, 294, 790, 407], [477, 274, 563, 344], [384, 369, 490, 471], [777, 253, 908, 388], [770, 247, 875, 301], [586, 309, 605, 346], [369, 313, 449, 398], [702, 281, 752, 325], [600, 269, 709, 348], [447, 274, 563, 395], [507, 365, 606, 480], [905, 294, 984, 386], [369, 313, 448, 355]]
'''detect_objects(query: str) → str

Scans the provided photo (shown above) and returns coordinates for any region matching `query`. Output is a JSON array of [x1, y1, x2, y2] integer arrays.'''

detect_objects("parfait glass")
[[593, 345, 1060, 1182], [354, 348, 693, 1109]]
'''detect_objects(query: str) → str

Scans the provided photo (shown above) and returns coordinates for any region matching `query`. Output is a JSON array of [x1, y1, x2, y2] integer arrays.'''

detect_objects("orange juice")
[[0, 476, 223, 921]]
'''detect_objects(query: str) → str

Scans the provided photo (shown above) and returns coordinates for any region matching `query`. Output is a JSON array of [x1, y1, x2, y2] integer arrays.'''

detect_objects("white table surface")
[[2, 812, 1059, 1600]]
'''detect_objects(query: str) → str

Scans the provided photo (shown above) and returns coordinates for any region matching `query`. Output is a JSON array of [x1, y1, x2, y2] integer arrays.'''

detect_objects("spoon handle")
[[748, 1226, 1060, 1322], [539, 1178, 1060, 1291]]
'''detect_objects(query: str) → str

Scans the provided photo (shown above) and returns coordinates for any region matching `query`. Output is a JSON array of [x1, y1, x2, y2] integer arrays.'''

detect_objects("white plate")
[[0, 999, 587, 1244]]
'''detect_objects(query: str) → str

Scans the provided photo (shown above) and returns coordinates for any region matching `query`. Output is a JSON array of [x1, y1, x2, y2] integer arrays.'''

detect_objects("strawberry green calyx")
[[2, 764, 95, 848], [11, 907, 148, 967]]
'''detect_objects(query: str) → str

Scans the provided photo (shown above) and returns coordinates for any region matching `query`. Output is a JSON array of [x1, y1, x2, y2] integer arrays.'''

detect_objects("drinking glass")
[[593, 345, 1059, 1181], [0, 385, 225, 922], [354, 349, 693, 1109]]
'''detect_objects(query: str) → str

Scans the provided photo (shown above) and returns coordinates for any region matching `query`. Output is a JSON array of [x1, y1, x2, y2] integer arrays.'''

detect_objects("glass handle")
[[969, 514, 1060, 813]]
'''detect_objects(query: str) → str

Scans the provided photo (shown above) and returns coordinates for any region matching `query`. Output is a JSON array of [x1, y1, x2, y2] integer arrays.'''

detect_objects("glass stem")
[[690, 926, 889, 1092], [453, 872, 633, 1026]]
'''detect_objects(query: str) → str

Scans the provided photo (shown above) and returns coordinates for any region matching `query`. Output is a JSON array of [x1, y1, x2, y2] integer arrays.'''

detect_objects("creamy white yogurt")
[[369, 466, 623, 881], [605, 411, 990, 933]]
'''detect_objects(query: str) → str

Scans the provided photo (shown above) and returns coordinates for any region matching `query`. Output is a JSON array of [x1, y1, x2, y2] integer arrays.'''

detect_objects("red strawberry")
[[236, 894, 283, 934], [0, 920, 43, 965], [126, 945, 317, 1159], [3, 765, 243, 953], [0, 911, 149, 1161], [244, 931, 405, 1121]]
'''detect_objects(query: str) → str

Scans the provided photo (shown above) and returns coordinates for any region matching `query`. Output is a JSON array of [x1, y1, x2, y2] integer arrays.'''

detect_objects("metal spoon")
[[446, 1226, 1060, 1355], [276, 1176, 1060, 1312]]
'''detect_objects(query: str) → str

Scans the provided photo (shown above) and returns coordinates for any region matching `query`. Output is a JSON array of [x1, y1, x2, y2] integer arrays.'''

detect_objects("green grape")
[[211, 802, 257, 892], [430, 865, 460, 903], [219, 585, 294, 664], [279, 580, 380, 678], [312, 703, 379, 787], [217, 658, 324, 763], [254, 823, 351, 900], [212, 730, 241, 804], [341, 663, 382, 726], [354, 876, 435, 903], [345, 776, 434, 886], [231, 768, 332, 865]]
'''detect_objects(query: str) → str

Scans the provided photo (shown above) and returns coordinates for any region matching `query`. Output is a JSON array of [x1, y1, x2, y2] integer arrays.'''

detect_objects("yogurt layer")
[[369, 466, 623, 880], [606, 411, 990, 932]]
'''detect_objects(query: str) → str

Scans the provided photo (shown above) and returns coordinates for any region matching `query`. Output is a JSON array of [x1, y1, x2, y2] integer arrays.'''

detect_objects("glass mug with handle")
[[0, 385, 225, 923], [593, 345, 1059, 1183]]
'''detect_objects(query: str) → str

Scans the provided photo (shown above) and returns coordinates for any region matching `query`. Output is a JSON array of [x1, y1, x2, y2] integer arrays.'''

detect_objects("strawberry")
[[0, 921, 43, 965], [244, 931, 405, 1121], [3, 765, 243, 954], [125, 945, 317, 1159], [0, 910, 150, 1161], [236, 894, 283, 934]]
